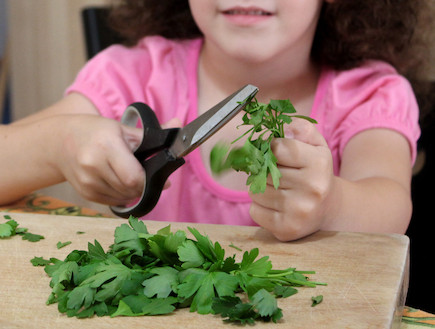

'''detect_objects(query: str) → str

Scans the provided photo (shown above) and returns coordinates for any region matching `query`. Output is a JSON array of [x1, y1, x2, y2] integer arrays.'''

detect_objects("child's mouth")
[[223, 9, 272, 16], [221, 6, 273, 25]]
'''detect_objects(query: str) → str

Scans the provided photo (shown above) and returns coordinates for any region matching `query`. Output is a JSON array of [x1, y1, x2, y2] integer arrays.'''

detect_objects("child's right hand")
[[0, 93, 182, 208], [53, 114, 145, 206], [53, 114, 182, 207]]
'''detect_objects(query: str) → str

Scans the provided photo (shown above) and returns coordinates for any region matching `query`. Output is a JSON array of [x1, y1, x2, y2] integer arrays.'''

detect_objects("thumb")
[[121, 125, 143, 151], [121, 117, 182, 152], [284, 117, 326, 147], [161, 117, 182, 129]]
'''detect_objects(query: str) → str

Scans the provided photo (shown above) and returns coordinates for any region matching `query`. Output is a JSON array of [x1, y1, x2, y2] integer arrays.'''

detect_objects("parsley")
[[31, 256, 52, 267], [0, 215, 44, 241], [210, 98, 317, 193], [57, 241, 72, 249], [22, 232, 45, 242], [311, 295, 323, 307], [34, 216, 325, 323]]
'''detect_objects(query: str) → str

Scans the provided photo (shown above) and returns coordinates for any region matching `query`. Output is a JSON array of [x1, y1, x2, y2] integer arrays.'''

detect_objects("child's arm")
[[249, 119, 412, 241], [0, 93, 144, 206]]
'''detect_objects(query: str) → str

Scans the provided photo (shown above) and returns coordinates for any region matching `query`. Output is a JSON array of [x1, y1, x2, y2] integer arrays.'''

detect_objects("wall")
[[0, 0, 6, 58], [7, 0, 110, 213], [8, 0, 109, 120]]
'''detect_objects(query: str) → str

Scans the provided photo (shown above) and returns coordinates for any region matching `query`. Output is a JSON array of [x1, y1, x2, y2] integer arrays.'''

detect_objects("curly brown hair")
[[108, 1, 201, 42], [109, 1, 430, 72], [107, 0, 434, 115]]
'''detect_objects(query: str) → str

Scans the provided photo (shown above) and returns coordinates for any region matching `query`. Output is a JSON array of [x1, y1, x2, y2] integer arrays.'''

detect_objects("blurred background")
[[1, 0, 110, 213]]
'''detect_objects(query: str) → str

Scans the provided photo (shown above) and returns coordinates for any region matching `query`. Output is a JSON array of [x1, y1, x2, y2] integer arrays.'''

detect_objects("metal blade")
[[169, 84, 258, 158]]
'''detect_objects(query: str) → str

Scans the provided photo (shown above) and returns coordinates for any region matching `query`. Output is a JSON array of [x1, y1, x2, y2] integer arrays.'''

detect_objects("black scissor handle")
[[110, 103, 184, 218], [111, 150, 184, 218], [122, 103, 178, 158]]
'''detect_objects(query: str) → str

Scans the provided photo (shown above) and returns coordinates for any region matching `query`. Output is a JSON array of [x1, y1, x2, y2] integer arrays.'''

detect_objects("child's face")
[[189, 0, 325, 64]]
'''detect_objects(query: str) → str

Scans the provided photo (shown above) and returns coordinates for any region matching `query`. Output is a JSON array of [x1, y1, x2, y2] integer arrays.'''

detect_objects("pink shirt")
[[66, 36, 420, 226]]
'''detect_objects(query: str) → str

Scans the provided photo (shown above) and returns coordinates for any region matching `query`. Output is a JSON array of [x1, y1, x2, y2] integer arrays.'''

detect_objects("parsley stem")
[[231, 126, 254, 144], [260, 270, 296, 278]]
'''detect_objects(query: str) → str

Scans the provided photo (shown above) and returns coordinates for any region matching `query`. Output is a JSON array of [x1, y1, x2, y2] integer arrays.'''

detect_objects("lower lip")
[[222, 13, 272, 26]]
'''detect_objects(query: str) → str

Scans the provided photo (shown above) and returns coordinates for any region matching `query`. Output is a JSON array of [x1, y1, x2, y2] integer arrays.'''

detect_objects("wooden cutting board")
[[0, 212, 409, 329]]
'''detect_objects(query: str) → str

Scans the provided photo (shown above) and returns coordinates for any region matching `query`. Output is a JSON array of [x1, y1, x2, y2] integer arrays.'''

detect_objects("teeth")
[[227, 9, 270, 15]]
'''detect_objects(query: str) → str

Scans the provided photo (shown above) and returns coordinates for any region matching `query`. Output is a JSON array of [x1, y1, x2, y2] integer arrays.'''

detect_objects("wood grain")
[[0, 213, 409, 328]]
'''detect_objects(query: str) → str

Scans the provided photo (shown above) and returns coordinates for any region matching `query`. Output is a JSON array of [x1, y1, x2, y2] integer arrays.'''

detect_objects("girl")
[[0, 0, 432, 242]]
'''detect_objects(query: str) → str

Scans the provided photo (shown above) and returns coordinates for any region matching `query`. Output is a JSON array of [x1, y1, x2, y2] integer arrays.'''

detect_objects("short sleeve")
[[65, 43, 153, 121], [65, 36, 201, 123], [318, 61, 420, 173]]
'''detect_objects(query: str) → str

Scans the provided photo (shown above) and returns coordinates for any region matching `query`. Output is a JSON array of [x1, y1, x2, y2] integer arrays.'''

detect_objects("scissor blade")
[[169, 84, 259, 158]]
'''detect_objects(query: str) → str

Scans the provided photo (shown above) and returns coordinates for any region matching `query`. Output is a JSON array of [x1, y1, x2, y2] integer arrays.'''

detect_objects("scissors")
[[111, 84, 259, 218]]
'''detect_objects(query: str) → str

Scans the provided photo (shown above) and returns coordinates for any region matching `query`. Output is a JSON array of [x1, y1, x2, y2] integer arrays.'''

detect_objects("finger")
[[121, 125, 143, 151], [284, 118, 327, 147], [106, 139, 145, 197], [249, 185, 286, 212], [161, 117, 182, 129], [249, 202, 281, 233], [68, 165, 137, 206], [271, 138, 327, 169]]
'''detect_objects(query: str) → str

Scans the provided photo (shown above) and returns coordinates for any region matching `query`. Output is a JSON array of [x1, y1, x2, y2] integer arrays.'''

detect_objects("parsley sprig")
[[0, 215, 44, 242], [210, 98, 317, 193], [33, 216, 325, 323]]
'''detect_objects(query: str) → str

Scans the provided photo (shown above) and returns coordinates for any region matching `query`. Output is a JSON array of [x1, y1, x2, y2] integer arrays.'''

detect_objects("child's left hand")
[[249, 119, 335, 241]]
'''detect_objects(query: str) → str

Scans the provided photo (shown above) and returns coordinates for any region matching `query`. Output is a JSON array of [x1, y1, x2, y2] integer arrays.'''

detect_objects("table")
[[1, 193, 434, 328]]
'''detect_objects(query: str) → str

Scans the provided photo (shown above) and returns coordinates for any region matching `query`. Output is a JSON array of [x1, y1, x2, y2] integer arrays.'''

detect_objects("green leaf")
[[264, 146, 281, 190], [111, 296, 178, 317], [277, 114, 293, 124], [220, 255, 239, 273], [148, 234, 179, 265], [88, 240, 107, 260], [240, 248, 272, 276], [141, 297, 178, 315], [156, 225, 171, 236], [57, 241, 72, 249], [311, 295, 323, 307], [188, 273, 215, 314], [164, 230, 187, 253], [210, 143, 231, 174], [177, 240, 205, 269], [270, 99, 296, 114], [48, 261, 79, 287], [67, 285, 96, 310], [177, 268, 208, 300], [121, 272, 152, 296], [274, 285, 298, 298], [0, 222, 14, 238], [178, 269, 239, 315], [187, 227, 217, 262], [212, 296, 257, 324], [30, 256, 52, 266], [21, 232, 44, 242], [212, 271, 239, 297], [246, 165, 268, 193], [142, 266, 179, 298], [127, 216, 150, 235], [239, 274, 276, 298], [251, 289, 279, 317], [79, 259, 133, 303], [110, 299, 137, 317], [111, 223, 147, 257]]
